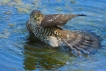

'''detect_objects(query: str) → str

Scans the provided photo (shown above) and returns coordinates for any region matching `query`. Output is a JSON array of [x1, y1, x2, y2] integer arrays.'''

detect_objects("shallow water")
[[0, 0, 106, 71]]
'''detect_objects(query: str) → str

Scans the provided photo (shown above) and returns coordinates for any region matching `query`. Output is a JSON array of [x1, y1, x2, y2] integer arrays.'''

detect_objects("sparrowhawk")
[[26, 10, 101, 56]]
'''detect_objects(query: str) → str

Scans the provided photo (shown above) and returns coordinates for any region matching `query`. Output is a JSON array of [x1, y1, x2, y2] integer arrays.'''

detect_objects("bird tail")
[[62, 31, 101, 56]]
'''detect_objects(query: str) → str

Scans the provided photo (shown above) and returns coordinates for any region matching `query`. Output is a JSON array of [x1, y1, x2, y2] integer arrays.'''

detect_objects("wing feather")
[[61, 30, 101, 56], [40, 14, 76, 27]]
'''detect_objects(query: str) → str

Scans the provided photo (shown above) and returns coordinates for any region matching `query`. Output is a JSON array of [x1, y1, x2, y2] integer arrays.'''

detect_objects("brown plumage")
[[26, 10, 101, 56], [29, 10, 86, 28], [41, 14, 86, 28]]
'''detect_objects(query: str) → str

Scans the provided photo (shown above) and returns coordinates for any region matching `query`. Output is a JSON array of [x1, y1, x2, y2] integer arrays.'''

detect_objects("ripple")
[[0, 0, 106, 71]]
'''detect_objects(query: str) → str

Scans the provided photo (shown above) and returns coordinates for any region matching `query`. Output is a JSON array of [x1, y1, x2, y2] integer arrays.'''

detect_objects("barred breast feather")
[[27, 22, 61, 47]]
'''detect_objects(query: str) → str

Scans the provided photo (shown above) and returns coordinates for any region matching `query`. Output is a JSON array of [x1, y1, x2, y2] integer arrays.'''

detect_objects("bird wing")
[[40, 14, 76, 28], [60, 30, 101, 56]]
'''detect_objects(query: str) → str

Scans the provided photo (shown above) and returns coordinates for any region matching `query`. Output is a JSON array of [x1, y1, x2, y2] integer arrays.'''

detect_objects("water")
[[0, 0, 106, 71]]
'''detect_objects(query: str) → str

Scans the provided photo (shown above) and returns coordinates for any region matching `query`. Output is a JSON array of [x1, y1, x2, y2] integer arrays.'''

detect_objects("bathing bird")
[[26, 10, 101, 56]]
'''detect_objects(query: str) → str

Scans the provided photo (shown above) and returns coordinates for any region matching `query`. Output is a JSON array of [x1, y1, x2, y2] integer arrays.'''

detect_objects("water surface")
[[0, 0, 106, 71]]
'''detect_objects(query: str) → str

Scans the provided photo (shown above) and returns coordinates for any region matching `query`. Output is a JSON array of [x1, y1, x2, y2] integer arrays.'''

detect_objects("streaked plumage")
[[26, 10, 101, 56]]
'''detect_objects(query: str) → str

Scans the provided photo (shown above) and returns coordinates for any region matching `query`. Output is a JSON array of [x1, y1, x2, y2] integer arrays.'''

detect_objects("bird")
[[26, 10, 101, 56]]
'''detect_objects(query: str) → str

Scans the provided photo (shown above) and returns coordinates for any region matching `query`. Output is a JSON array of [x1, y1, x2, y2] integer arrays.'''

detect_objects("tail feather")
[[63, 31, 101, 56]]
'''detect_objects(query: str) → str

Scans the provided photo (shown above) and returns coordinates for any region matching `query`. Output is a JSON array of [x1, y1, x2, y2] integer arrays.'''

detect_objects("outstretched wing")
[[60, 30, 101, 56], [40, 14, 86, 28]]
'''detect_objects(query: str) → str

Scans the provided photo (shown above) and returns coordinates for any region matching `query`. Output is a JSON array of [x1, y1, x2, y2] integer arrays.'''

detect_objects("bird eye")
[[34, 15, 37, 19]]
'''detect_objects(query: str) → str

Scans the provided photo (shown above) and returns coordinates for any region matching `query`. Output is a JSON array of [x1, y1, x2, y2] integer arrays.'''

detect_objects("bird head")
[[30, 10, 44, 26]]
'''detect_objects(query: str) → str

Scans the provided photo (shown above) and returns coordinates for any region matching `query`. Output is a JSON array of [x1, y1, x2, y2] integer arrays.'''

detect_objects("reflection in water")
[[0, 0, 106, 70], [23, 34, 73, 70]]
